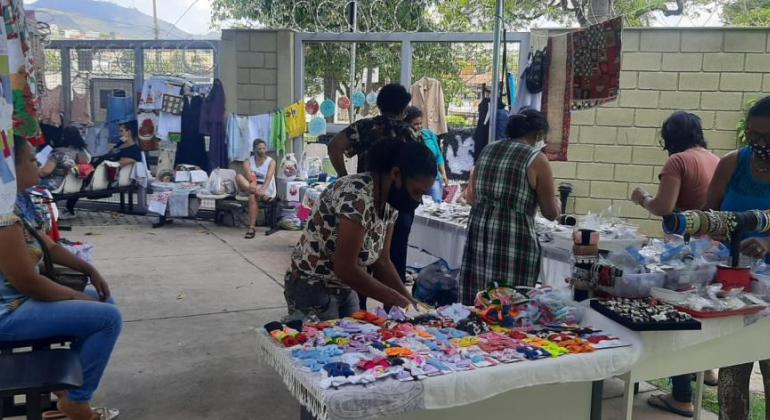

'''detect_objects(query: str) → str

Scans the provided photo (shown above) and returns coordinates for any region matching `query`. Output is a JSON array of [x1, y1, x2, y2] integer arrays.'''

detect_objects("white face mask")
[[534, 140, 546, 150]]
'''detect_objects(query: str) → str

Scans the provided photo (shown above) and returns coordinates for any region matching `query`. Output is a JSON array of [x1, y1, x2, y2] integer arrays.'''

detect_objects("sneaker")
[[58, 212, 76, 220]]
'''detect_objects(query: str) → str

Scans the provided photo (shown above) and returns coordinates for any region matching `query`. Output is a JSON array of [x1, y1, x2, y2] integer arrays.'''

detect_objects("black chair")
[[0, 337, 83, 420]]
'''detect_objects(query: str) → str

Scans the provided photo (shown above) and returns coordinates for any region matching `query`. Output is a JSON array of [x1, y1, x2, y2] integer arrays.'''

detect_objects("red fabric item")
[[79, 163, 95, 179]]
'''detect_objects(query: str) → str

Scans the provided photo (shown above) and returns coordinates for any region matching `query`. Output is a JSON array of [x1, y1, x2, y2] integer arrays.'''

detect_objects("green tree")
[[723, 0, 770, 25]]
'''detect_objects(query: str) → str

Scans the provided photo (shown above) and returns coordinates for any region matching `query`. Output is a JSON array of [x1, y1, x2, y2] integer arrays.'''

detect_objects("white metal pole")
[[488, 0, 504, 144], [349, 0, 357, 122]]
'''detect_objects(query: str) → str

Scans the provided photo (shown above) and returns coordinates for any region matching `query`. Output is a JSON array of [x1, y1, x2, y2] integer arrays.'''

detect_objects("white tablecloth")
[[409, 213, 573, 288], [258, 309, 641, 420]]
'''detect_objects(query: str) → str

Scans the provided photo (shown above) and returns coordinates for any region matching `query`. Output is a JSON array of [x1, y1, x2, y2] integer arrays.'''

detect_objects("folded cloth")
[[168, 190, 190, 217]]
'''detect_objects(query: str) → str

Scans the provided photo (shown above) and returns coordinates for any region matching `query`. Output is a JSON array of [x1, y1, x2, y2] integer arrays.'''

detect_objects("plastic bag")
[[278, 153, 299, 180], [413, 259, 459, 307], [207, 168, 237, 195]]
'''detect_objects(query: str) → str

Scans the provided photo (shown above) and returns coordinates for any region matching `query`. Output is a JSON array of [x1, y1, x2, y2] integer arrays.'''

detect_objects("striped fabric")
[[459, 141, 542, 305]]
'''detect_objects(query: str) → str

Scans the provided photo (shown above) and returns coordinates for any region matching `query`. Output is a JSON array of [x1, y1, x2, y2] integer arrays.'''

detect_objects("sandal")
[[647, 394, 693, 418], [244, 227, 256, 239], [93, 407, 120, 420]]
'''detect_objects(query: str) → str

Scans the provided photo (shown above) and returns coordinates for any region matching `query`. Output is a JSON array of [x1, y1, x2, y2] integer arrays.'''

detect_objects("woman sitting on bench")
[[40, 126, 92, 219], [0, 137, 121, 420], [236, 139, 276, 239]]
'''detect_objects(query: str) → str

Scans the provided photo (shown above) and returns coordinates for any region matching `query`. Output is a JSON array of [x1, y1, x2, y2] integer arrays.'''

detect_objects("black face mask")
[[387, 177, 421, 213]]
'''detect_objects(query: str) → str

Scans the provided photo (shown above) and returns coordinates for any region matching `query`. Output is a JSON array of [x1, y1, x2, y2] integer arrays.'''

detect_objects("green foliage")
[[447, 114, 472, 128], [210, 0, 708, 108], [738, 98, 760, 144], [723, 0, 770, 25]]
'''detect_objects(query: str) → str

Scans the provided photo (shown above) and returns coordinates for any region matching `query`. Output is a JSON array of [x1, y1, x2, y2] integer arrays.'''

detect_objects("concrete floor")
[[24, 215, 736, 419]]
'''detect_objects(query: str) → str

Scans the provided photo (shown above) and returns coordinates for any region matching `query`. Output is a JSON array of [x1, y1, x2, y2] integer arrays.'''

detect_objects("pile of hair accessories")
[[263, 289, 622, 390]]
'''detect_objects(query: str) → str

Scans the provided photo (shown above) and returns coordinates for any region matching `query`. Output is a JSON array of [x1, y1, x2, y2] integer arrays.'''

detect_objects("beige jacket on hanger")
[[410, 77, 448, 135]]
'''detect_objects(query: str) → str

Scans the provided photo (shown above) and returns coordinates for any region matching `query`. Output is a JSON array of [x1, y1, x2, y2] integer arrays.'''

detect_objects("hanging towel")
[[227, 113, 247, 161], [271, 111, 287, 156], [569, 17, 623, 110]]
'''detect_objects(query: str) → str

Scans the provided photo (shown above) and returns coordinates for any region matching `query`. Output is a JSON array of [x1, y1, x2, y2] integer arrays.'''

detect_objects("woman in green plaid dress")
[[460, 110, 560, 305]]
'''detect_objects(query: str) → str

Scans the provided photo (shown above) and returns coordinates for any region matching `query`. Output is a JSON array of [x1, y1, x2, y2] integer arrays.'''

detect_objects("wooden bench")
[[0, 337, 83, 420]]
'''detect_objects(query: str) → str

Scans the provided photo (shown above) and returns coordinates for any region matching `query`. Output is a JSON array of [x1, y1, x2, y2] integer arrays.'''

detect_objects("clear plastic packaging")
[[597, 271, 666, 298]]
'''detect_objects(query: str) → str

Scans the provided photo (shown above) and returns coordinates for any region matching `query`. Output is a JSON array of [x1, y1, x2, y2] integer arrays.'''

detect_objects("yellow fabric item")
[[285, 102, 306, 138]]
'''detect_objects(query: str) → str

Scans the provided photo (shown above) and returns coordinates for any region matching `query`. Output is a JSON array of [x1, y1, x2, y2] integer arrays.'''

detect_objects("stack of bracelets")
[[662, 210, 770, 237]]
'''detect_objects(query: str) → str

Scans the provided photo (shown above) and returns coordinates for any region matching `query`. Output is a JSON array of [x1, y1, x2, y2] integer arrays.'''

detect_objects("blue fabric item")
[[323, 362, 355, 377], [495, 109, 509, 141], [421, 129, 445, 182], [320, 99, 336, 118], [429, 180, 443, 203], [0, 288, 122, 402], [721, 147, 770, 262], [351, 91, 366, 108], [309, 117, 327, 136], [226, 113, 244, 162], [106, 95, 135, 124], [507, 72, 517, 107]]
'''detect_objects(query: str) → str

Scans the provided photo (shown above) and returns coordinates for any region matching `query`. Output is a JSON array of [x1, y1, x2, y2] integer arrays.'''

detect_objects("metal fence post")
[[400, 40, 412, 89], [134, 47, 144, 98], [61, 47, 71, 124]]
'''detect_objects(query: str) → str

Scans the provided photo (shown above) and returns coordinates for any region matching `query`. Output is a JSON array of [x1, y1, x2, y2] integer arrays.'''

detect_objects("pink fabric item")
[[70, 91, 92, 124], [39, 86, 62, 127], [659, 147, 720, 210]]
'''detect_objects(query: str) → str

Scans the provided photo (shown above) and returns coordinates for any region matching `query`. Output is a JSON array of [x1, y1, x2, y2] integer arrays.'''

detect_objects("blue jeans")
[[429, 180, 443, 203], [0, 288, 122, 402]]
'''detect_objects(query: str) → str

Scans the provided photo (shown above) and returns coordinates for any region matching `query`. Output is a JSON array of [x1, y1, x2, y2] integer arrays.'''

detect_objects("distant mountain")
[[28, 0, 195, 39]]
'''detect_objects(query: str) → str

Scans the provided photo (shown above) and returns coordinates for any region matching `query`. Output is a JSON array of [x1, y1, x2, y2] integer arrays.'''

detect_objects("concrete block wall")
[[220, 29, 294, 118], [549, 28, 770, 236]]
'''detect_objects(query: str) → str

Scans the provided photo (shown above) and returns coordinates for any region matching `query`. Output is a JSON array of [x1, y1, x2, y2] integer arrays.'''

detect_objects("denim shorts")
[[283, 271, 359, 322]]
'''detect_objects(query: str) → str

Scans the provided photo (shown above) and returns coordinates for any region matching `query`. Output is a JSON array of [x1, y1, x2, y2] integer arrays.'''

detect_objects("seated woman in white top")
[[236, 139, 276, 239]]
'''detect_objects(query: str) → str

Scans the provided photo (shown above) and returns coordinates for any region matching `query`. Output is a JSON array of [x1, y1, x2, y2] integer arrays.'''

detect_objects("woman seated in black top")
[[100, 121, 142, 166]]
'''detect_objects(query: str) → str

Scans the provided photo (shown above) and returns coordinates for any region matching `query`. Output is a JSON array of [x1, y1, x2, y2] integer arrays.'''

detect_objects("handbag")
[[525, 49, 548, 94], [23, 219, 88, 292]]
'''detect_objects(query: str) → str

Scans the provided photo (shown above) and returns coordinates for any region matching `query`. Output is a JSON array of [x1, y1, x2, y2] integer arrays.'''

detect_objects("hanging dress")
[[200, 79, 227, 170], [459, 141, 541, 305], [175, 95, 209, 172]]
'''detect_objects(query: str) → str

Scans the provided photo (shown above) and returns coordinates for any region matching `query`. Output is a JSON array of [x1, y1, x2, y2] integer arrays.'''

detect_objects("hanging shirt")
[[284, 102, 306, 139], [39, 86, 62, 127], [411, 77, 448, 135], [227, 113, 250, 162], [71, 92, 92, 125], [248, 114, 273, 145], [271, 111, 287, 156]]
